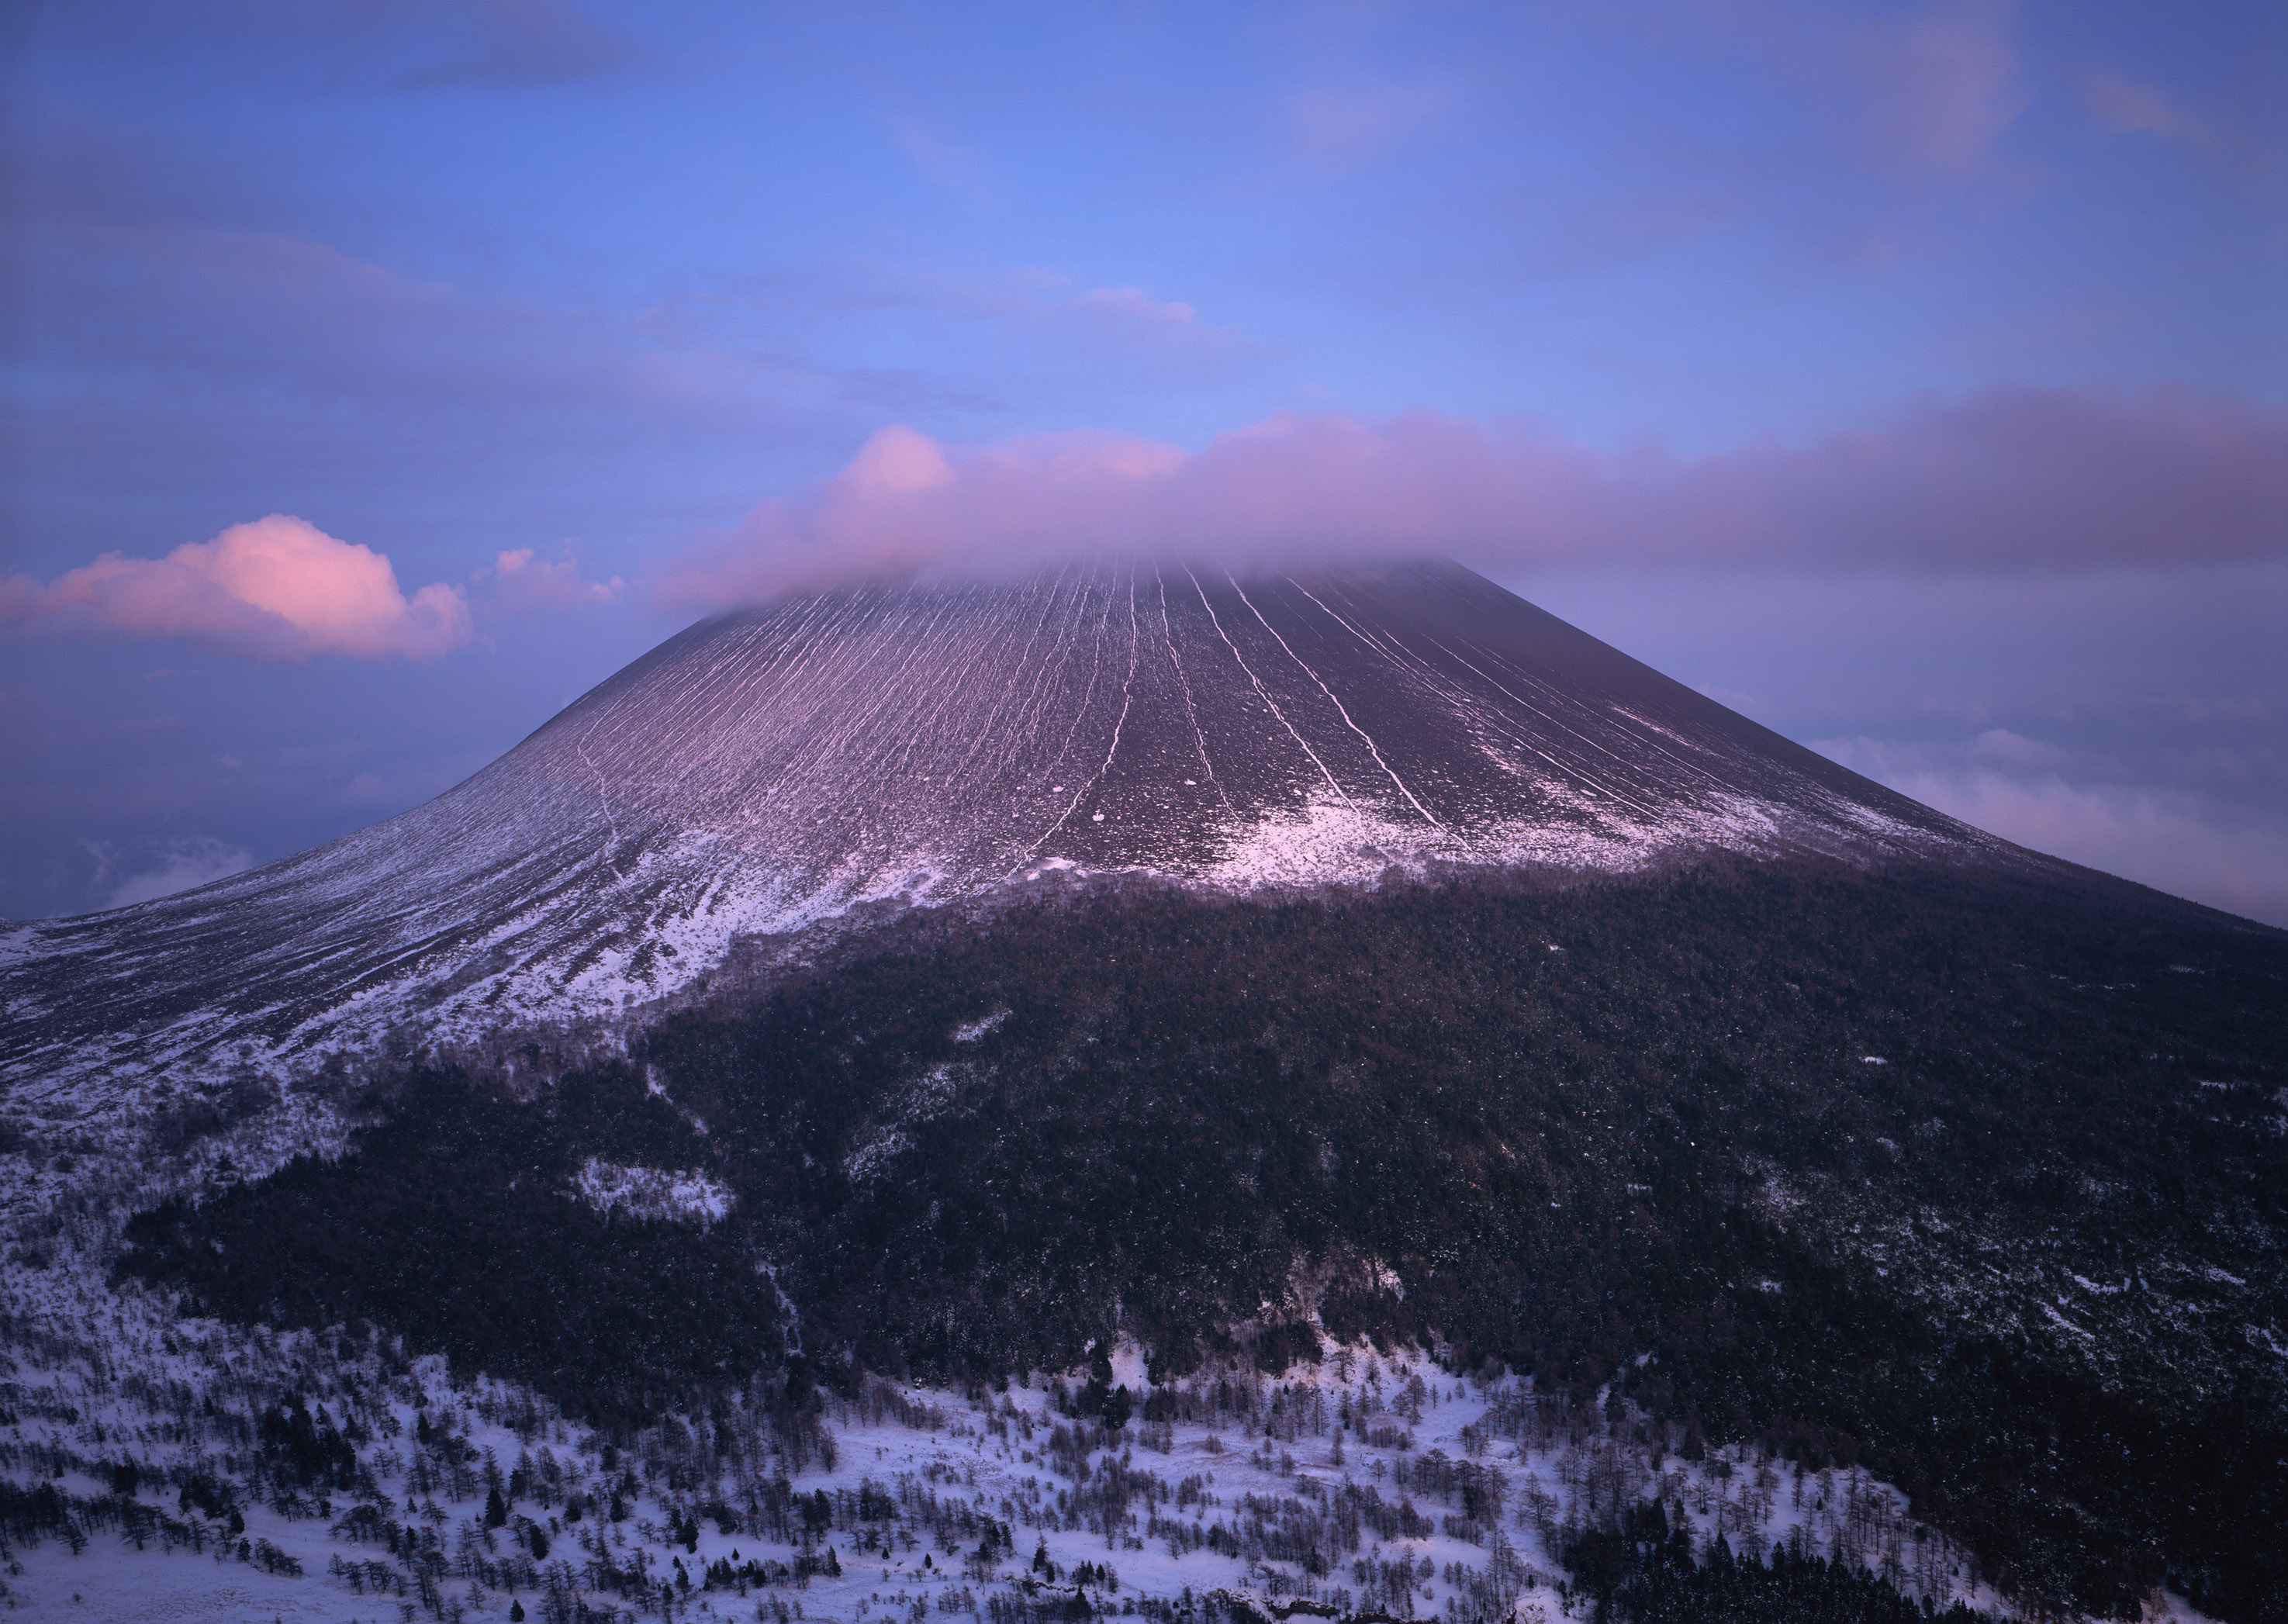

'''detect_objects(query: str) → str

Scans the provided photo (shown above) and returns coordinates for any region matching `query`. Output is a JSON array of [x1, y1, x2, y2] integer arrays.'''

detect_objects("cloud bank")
[[660, 387, 2288, 610], [2, 515, 473, 660]]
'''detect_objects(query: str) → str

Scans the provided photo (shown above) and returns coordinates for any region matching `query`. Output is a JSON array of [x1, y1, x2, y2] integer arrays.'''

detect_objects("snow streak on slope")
[[0, 560, 1989, 1094]]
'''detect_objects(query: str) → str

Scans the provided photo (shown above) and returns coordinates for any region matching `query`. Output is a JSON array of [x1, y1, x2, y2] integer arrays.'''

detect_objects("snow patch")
[[845, 1130, 914, 1184], [952, 1007, 1011, 1042], [569, 1157, 734, 1225]]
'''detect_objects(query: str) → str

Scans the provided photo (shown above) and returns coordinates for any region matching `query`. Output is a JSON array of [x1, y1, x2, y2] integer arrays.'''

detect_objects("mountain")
[[0, 559, 1988, 1090], [7, 559, 2283, 1624]]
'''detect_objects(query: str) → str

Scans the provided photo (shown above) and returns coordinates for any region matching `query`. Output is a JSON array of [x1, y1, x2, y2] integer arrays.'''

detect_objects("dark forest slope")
[[121, 860, 2288, 1621]]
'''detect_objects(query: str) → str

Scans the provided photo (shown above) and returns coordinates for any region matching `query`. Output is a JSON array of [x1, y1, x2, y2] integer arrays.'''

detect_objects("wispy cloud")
[[391, 0, 638, 90], [1843, 0, 2025, 176], [891, 118, 992, 202], [1073, 286, 1198, 326], [88, 834, 254, 910], [2078, 69, 2211, 146], [482, 547, 625, 610], [1284, 75, 1453, 168], [29, 0, 642, 93], [1734, 0, 2027, 178]]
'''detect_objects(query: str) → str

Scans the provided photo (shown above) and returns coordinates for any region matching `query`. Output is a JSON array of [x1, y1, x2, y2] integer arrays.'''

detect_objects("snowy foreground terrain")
[[2, 1111, 2220, 1624], [2, 1246, 2034, 1624], [0, 879, 2270, 1623]]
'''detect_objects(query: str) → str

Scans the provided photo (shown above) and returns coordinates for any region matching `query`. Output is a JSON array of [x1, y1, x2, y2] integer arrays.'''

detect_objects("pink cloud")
[[657, 388, 2288, 610], [1, 514, 473, 661]]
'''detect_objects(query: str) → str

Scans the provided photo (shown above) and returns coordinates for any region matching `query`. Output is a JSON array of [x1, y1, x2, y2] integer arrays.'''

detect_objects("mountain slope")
[[0, 559, 1988, 1090], [114, 862, 2288, 1621], [6, 558, 2283, 1622]]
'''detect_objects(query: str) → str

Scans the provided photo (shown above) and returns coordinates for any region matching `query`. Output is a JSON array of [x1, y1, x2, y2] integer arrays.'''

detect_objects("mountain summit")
[[2, 559, 1984, 1085]]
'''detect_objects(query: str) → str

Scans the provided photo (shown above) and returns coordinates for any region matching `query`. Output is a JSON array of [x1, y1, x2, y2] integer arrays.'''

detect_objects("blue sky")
[[4, 0, 2284, 921]]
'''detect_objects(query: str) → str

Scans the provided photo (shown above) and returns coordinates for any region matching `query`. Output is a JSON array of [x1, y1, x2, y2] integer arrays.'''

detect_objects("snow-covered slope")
[[0, 559, 1988, 1090], [0, 1285, 2048, 1624]]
